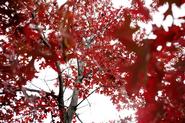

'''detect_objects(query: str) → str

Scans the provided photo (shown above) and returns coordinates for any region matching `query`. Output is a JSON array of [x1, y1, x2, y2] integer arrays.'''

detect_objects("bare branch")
[[64, 95, 73, 102], [23, 87, 58, 99], [51, 112, 55, 123], [56, 61, 65, 110], [75, 113, 83, 123], [77, 59, 84, 82], [76, 85, 117, 108], [76, 86, 101, 107]]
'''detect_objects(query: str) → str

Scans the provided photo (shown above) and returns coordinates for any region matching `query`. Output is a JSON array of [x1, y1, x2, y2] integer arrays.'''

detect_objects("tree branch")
[[76, 85, 117, 108], [23, 87, 58, 99], [75, 113, 83, 123], [56, 61, 65, 110], [51, 111, 55, 123], [30, 1, 51, 48], [64, 59, 84, 123], [77, 59, 84, 83], [76, 86, 101, 108]]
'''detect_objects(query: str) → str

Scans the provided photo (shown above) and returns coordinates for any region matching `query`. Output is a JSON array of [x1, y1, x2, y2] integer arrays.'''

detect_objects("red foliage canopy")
[[0, 0, 185, 122]]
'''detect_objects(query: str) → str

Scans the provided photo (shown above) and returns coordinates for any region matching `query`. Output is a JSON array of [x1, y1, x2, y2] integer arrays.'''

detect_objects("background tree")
[[0, 0, 185, 122]]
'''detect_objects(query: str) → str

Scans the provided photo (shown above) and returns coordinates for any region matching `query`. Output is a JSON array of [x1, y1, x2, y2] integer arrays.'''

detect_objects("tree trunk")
[[57, 59, 83, 123], [64, 88, 79, 123]]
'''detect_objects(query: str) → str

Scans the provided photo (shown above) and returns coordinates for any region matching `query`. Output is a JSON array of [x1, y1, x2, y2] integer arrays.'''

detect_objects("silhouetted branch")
[[75, 113, 83, 123], [56, 61, 65, 110], [51, 111, 55, 123], [23, 87, 58, 99], [76, 86, 101, 107]]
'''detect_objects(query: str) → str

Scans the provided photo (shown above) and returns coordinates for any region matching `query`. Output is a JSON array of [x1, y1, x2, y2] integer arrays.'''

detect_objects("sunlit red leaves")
[[131, 0, 151, 21], [150, 82, 185, 122], [174, 56, 185, 71], [163, 72, 185, 101], [108, 5, 185, 121], [0, 109, 14, 121], [111, 16, 152, 96], [2, 93, 58, 122], [0, 0, 34, 33], [64, 11, 74, 26], [0, 41, 36, 85], [1, 0, 185, 122], [155, 0, 185, 17], [61, 38, 77, 62], [151, 25, 184, 51], [144, 77, 160, 103], [111, 92, 126, 105], [37, 3, 49, 22], [156, 0, 185, 7], [23, 25, 40, 42], [164, 107, 185, 122], [62, 37, 76, 49], [112, 16, 139, 45], [136, 27, 185, 123], [137, 102, 163, 123], [48, 31, 59, 47]]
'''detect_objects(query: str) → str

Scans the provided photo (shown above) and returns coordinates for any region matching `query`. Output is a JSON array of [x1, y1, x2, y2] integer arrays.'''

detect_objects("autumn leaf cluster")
[[0, 0, 185, 122]]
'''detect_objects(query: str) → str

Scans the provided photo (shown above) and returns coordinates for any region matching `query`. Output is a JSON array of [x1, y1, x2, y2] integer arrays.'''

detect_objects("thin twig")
[[30, 83, 43, 90], [23, 87, 57, 98], [76, 86, 101, 107], [43, 70, 52, 92], [51, 111, 55, 123], [75, 113, 83, 123], [85, 98, 91, 107], [77, 104, 90, 109], [64, 95, 73, 102]]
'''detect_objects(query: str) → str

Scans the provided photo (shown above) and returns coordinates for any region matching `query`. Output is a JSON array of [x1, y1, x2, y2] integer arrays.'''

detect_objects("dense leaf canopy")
[[0, 0, 185, 122]]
